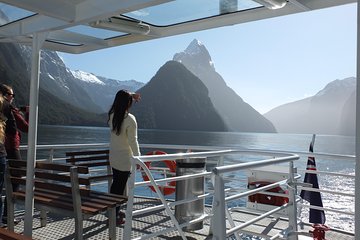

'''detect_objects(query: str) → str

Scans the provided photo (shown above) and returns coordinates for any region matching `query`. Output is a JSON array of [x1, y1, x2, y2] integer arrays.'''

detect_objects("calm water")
[[33, 125, 355, 173], [34, 124, 355, 154], [27, 125, 355, 233]]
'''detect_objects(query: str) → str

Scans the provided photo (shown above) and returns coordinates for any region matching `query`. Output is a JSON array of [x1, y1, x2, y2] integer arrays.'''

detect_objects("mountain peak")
[[315, 77, 355, 97], [173, 39, 215, 70], [172, 40, 276, 133], [184, 39, 204, 55], [131, 60, 227, 131], [71, 70, 105, 85]]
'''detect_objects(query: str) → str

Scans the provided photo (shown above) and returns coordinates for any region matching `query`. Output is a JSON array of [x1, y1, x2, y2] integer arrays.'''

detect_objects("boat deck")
[[10, 197, 354, 240]]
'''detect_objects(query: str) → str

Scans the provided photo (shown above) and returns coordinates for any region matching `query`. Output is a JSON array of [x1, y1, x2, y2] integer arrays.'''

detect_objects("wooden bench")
[[5, 160, 127, 240], [66, 150, 112, 190], [0, 228, 32, 240]]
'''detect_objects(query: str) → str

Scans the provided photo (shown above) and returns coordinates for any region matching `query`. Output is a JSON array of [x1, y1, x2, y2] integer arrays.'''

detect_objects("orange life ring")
[[141, 150, 176, 195], [248, 181, 289, 206]]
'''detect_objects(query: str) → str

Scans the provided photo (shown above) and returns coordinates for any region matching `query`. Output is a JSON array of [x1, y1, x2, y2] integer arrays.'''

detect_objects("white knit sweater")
[[109, 113, 140, 171]]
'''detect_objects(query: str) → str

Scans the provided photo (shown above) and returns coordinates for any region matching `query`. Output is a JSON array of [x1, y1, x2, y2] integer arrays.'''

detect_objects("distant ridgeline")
[[265, 77, 356, 136]]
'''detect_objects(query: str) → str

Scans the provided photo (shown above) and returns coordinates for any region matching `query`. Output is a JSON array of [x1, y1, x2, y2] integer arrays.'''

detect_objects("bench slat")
[[66, 150, 109, 157], [75, 161, 110, 168], [66, 155, 108, 163], [35, 189, 120, 208], [0, 228, 32, 240], [35, 171, 90, 185], [36, 162, 89, 174], [8, 161, 89, 174], [8, 160, 27, 168], [8, 168, 26, 177], [65, 150, 111, 186], [6, 159, 119, 239], [13, 191, 104, 215], [8, 170, 90, 186], [9, 177, 92, 196], [88, 174, 113, 182], [34, 187, 125, 205], [90, 191, 128, 203]]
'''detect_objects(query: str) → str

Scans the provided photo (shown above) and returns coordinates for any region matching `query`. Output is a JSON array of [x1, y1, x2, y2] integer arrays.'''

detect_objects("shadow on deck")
[[9, 197, 354, 240]]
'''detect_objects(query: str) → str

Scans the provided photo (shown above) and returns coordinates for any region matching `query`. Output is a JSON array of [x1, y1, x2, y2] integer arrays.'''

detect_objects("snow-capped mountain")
[[0, 42, 108, 126], [5, 36, 144, 115], [71, 70, 144, 112], [71, 70, 105, 85], [174, 39, 215, 71], [18, 42, 144, 113], [18, 46, 103, 113], [174, 39, 276, 133], [265, 77, 356, 135]]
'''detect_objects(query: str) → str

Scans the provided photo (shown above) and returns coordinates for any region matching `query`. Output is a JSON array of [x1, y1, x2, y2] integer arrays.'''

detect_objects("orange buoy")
[[141, 150, 176, 195]]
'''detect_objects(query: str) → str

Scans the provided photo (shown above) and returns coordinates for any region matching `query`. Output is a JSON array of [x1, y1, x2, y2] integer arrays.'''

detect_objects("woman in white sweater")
[[108, 89, 141, 224]]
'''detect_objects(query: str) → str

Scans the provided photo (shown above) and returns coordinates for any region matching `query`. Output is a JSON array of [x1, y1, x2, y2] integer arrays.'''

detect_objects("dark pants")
[[3, 149, 22, 219], [110, 168, 130, 215]]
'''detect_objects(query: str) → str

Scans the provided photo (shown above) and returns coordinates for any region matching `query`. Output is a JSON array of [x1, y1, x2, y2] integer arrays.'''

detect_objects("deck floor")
[[8, 197, 354, 240]]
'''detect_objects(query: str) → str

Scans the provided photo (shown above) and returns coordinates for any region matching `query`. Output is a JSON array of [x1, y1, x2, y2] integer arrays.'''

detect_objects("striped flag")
[[300, 134, 326, 224]]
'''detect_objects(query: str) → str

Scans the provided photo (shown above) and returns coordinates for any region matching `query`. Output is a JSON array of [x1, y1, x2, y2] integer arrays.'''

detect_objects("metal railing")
[[17, 143, 356, 239], [120, 149, 300, 240], [211, 153, 299, 240]]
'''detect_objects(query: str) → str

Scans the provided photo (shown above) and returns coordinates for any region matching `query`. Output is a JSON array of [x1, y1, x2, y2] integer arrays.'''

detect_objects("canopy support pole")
[[24, 32, 48, 237], [355, 0, 359, 238]]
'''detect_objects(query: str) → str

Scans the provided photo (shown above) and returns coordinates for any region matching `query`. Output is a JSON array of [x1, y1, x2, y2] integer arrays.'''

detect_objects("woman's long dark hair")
[[108, 90, 133, 135]]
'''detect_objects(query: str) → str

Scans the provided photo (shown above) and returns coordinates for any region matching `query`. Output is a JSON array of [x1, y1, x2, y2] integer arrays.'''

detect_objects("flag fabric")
[[300, 134, 326, 224]]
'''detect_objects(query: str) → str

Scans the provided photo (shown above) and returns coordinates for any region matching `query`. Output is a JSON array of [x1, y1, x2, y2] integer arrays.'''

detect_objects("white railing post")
[[211, 173, 226, 240], [24, 31, 48, 237], [218, 155, 224, 167], [123, 157, 137, 239], [287, 161, 298, 239], [48, 148, 54, 163]]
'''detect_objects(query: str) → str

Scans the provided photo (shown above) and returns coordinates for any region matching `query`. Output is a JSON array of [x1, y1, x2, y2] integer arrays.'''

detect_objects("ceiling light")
[[90, 19, 150, 35]]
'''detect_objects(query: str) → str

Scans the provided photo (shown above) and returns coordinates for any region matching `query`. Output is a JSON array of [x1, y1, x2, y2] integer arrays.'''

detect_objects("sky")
[[59, 3, 356, 114]]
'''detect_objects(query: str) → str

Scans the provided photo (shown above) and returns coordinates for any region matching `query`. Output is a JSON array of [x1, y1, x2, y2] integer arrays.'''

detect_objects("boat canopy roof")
[[0, 0, 355, 54]]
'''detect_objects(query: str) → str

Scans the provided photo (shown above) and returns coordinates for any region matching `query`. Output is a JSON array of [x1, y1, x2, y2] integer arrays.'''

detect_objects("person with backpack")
[[0, 84, 28, 225]]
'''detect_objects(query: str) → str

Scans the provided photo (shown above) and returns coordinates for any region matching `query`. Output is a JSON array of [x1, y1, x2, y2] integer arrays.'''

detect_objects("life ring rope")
[[141, 150, 176, 196]]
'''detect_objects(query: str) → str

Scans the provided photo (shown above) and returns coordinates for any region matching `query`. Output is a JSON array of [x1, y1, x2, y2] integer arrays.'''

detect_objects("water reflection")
[[19, 125, 355, 163]]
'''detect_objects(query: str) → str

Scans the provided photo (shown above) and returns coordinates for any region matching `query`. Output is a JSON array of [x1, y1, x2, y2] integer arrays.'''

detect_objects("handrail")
[[212, 154, 299, 175], [122, 150, 303, 239], [136, 149, 233, 162], [211, 153, 300, 240], [15, 143, 356, 239], [135, 171, 211, 187], [19, 143, 356, 160]]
